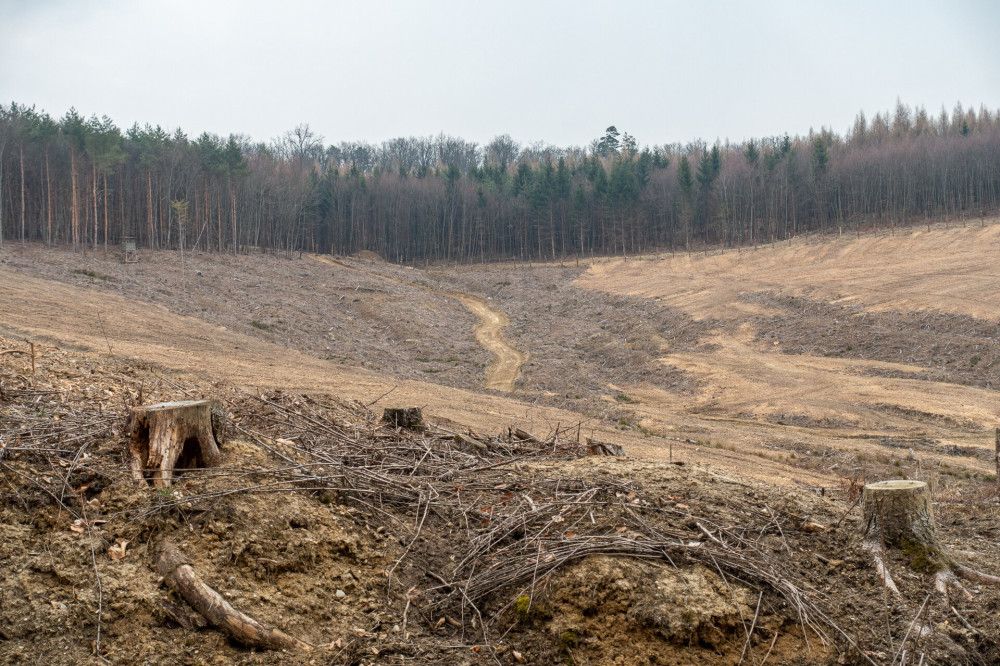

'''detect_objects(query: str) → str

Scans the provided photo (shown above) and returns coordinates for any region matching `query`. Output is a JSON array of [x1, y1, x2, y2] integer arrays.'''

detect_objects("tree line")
[[1, 101, 998, 263]]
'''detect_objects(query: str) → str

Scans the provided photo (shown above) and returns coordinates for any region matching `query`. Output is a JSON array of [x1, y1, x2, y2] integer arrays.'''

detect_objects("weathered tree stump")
[[585, 436, 627, 457], [382, 406, 424, 430], [862, 480, 939, 552], [128, 400, 223, 487], [861, 480, 1000, 601], [156, 541, 311, 651]]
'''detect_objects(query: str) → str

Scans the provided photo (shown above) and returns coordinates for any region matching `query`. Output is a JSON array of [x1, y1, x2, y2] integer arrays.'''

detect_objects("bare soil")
[[3, 219, 1000, 664]]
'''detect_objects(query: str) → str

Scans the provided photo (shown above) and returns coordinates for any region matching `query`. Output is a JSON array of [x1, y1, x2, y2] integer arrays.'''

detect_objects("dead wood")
[[128, 400, 223, 487], [453, 432, 488, 453], [585, 436, 626, 457], [155, 540, 312, 651], [159, 599, 208, 631], [382, 406, 425, 430], [861, 480, 1000, 602], [511, 427, 542, 443]]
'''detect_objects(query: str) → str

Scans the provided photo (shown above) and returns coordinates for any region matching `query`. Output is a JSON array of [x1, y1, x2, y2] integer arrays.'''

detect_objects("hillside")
[[2, 220, 1000, 664]]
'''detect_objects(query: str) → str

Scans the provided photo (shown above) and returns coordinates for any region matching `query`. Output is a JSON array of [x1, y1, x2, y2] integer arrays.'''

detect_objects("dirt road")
[[309, 253, 525, 391]]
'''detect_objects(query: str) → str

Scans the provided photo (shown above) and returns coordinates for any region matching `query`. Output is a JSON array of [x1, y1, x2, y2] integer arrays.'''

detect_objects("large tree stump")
[[129, 400, 223, 487], [861, 480, 1000, 601]]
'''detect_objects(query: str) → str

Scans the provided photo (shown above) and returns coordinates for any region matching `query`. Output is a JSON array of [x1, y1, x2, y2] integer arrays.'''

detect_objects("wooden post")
[[29, 342, 35, 375], [995, 427, 999, 485]]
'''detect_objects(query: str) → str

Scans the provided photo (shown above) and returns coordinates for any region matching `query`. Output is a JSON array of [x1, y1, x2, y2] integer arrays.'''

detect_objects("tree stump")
[[585, 436, 627, 457], [862, 480, 939, 553], [129, 400, 223, 487], [382, 407, 424, 430], [861, 479, 1000, 601]]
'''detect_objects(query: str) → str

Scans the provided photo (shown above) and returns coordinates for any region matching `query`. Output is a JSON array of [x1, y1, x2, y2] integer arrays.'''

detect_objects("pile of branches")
[[0, 364, 870, 662], [221, 391, 871, 663], [0, 358, 123, 519]]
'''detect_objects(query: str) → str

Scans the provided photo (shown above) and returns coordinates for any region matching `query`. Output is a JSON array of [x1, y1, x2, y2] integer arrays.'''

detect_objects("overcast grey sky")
[[2, 0, 998, 149]]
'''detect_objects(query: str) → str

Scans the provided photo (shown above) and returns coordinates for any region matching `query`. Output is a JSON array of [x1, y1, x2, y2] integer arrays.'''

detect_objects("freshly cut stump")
[[129, 400, 222, 487], [862, 480, 939, 552], [861, 480, 1000, 601]]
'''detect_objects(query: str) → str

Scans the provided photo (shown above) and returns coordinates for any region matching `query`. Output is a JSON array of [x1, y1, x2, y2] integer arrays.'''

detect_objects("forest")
[[1, 100, 998, 263]]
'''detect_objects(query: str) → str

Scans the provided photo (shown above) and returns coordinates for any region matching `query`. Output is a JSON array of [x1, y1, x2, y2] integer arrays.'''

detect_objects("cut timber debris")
[[155, 541, 312, 651], [511, 427, 542, 444], [128, 400, 223, 487], [382, 406, 425, 430], [585, 437, 626, 457], [861, 480, 1000, 601]]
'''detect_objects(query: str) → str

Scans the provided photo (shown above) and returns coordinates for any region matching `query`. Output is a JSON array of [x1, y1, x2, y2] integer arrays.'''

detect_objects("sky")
[[2, 0, 999, 150]]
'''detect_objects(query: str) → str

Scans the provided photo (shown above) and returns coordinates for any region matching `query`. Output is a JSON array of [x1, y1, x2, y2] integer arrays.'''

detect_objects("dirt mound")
[[539, 557, 782, 665]]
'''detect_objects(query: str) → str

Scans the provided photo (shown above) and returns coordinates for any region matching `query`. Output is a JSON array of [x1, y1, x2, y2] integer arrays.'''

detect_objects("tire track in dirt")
[[309, 254, 526, 392]]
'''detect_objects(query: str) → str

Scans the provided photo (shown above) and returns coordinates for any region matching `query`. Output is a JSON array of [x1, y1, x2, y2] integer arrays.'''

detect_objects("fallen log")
[[453, 432, 488, 453], [511, 427, 543, 444], [155, 540, 312, 651]]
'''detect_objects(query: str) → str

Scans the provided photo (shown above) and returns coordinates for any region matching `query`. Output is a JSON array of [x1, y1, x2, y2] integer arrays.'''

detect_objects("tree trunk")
[[19, 145, 25, 243], [128, 399, 224, 487], [70, 147, 79, 252], [147, 170, 154, 248], [93, 161, 98, 253], [103, 171, 109, 258], [862, 480, 939, 554], [230, 178, 237, 255], [45, 147, 52, 246]]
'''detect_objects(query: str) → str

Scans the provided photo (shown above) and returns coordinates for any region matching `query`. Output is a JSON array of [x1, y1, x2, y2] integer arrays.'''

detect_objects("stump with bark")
[[861, 479, 1000, 601], [128, 400, 223, 488], [585, 436, 627, 457], [382, 406, 424, 430]]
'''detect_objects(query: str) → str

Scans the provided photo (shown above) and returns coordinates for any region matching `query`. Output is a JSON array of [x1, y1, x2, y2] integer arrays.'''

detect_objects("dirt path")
[[452, 294, 526, 391], [309, 254, 525, 391]]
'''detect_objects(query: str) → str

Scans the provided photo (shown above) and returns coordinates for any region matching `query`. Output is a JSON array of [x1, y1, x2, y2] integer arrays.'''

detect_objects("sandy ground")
[[569, 221, 1000, 482]]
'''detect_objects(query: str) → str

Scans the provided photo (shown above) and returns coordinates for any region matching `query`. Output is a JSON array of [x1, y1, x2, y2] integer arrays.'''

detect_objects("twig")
[[892, 594, 930, 666], [739, 591, 764, 665], [79, 502, 105, 660]]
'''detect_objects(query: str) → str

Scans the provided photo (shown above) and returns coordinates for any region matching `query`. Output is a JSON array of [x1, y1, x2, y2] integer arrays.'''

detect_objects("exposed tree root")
[[862, 538, 899, 595], [155, 540, 312, 651]]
